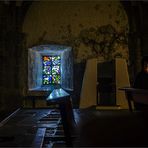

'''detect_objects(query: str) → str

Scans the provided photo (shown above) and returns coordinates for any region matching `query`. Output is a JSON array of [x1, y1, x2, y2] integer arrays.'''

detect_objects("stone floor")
[[0, 108, 148, 147], [77, 108, 148, 147]]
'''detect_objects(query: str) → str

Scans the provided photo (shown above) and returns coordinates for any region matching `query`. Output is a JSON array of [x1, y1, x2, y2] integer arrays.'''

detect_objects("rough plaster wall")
[[23, 0, 129, 63]]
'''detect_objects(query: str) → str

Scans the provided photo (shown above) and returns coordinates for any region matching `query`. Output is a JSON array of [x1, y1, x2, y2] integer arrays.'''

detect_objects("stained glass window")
[[42, 56, 61, 85]]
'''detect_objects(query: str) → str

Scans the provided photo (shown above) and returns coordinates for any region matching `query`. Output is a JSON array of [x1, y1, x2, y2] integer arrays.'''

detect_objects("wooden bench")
[[46, 88, 75, 146], [119, 87, 148, 111]]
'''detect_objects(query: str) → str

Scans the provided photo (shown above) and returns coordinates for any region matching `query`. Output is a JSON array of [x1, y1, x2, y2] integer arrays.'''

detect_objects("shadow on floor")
[[75, 108, 148, 147]]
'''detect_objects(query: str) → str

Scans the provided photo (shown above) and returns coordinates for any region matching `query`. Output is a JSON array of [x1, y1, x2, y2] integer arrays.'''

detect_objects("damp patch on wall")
[[23, 1, 129, 63]]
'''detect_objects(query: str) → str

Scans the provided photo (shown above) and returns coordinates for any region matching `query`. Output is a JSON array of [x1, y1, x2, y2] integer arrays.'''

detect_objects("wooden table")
[[46, 88, 75, 146], [119, 87, 148, 111]]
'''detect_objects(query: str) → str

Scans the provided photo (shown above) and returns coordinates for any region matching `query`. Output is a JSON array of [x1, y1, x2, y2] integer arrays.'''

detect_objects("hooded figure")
[[133, 55, 148, 110]]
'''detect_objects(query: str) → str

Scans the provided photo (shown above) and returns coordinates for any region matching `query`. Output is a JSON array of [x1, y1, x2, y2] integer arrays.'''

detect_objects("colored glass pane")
[[52, 66, 60, 75], [52, 56, 60, 65], [52, 75, 60, 84], [43, 66, 51, 75], [42, 56, 61, 85]]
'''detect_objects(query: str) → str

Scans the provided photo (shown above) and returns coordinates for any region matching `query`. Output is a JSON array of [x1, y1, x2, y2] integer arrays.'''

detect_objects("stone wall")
[[0, 3, 26, 114], [0, 1, 130, 111], [22, 1, 129, 107], [23, 1, 129, 63]]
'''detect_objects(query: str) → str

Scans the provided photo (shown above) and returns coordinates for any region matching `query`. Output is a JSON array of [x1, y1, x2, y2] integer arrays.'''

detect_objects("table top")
[[46, 88, 70, 103], [119, 87, 148, 93]]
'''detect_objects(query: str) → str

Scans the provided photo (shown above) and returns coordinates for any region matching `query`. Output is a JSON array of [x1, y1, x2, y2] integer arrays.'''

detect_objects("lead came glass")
[[42, 56, 61, 85]]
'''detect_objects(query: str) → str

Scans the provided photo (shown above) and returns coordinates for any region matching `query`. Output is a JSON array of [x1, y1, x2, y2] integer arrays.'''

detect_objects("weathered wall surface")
[[22, 1, 129, 107], [23, 1, 129, 63], [0, 1, 129, 112]]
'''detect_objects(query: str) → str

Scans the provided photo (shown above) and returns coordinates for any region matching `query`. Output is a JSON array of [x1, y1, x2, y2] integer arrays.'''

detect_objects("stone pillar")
[[80, 58, 97, 108]]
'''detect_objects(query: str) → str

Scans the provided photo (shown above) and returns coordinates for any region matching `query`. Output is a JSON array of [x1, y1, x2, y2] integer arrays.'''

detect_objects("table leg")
[[126, 92, 133, 112], [59, 103, 73, 146]]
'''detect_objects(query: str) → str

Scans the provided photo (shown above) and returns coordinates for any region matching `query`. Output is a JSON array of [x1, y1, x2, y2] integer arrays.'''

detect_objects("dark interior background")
[[0, 1, 148, 117]]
